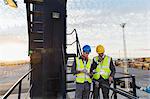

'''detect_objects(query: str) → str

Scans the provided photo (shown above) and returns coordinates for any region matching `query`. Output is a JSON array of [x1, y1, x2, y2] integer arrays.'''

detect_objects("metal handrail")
[[90, 72, 138, 99], [1, 69, 33, 99], [113, 74, 137, 98], [61, 45, 67, 98], [116, 72, 131, 76], [102, 84, 139, 99], [114, 76, 132, 80], [116, 87, 133, 95], [67, 29, 82, 56], [66, 29, 76, 35], [66, 40, 76, 46]]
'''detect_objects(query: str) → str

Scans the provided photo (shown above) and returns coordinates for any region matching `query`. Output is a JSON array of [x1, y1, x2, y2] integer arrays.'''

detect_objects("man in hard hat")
[[72, 45, 92, 99], [91, 44, 116, 99]]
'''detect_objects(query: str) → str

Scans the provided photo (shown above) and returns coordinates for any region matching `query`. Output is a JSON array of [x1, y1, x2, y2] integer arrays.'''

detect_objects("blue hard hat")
[[82, 45, 91, 53]]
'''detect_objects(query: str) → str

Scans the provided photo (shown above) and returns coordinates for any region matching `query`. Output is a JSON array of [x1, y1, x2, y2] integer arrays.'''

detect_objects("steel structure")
[[25, 0, 67, 98]]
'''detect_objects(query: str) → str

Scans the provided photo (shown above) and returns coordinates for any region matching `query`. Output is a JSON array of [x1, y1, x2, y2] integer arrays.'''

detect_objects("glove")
[[109, 76, 113, 84]]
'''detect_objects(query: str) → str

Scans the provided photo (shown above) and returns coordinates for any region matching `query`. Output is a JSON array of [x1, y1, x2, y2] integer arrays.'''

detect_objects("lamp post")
[[120, 23, 129, 90]]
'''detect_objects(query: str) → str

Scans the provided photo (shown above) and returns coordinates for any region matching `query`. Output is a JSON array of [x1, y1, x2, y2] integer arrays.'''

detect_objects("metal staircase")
[[65, 29, 82, 97], [25, 0, 44, 50], [24, 0, 45, 98]]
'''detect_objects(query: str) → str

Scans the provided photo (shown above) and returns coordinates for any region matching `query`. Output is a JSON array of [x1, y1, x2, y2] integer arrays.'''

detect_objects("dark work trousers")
[[75, 82, 91, 99], [93, 78, 110, 99]]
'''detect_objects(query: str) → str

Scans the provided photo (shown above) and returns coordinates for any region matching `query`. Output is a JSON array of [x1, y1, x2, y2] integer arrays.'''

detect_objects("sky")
[[0, 0, 150, 61], [0, 0, 28, 61], [67, 0, 150, 58]]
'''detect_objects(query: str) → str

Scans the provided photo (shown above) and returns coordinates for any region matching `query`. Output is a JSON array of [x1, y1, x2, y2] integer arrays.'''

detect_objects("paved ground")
[[0, 64, 30, 98], [116, 67, 150, 99], [116, 67, 150, 87], [0, 64, 150, 99], [0, 64, 30, 84]]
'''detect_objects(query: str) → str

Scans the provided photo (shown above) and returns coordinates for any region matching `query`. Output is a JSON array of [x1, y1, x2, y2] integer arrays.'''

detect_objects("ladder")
[[25, 0, 44, 52]]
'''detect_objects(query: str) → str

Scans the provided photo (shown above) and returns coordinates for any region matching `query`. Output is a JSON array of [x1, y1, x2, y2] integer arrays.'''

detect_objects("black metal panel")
[[30, 49, 43, 99], [28, 0, 67, 99], [42, 0, 66, 98], [30, 3, 44, 99]]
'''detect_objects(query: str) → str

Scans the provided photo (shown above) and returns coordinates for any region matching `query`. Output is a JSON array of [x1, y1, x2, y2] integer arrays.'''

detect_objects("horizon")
[[0, 0, 150, 61]]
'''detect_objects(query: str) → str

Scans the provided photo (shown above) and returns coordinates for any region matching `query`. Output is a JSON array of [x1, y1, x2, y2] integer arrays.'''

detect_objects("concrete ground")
[[0, 64, 30, 98], [0, 64, 150, 99]]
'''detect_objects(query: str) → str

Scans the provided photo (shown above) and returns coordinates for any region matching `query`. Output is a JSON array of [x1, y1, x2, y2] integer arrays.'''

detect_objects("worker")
[[72, 45, 92, 99], [91, 44, 116, 99]]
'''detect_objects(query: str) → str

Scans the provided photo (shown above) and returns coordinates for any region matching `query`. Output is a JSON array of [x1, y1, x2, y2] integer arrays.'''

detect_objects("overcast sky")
[[0, 0, 28, 61], [67, 0, 150, 58], [0, 0, 150, 60]]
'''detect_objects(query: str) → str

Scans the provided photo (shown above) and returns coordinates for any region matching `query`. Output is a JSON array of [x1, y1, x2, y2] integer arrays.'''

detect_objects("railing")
[[112, 72, 138, 99], [61, 45, 67, 98], [67, 29, 82, 56], [1, 69, 33, 99], [90, 72, 139, 99], [102, 83, 139, 99], [115, 72, 137, 96]]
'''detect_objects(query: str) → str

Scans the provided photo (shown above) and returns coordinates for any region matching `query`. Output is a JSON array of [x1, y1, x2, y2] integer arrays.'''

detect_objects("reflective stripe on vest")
[[75, 57, 92, 83], [93, 56, 111, 80]]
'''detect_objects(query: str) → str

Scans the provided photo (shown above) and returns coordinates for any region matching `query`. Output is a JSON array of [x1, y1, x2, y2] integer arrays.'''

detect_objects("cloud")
[[67, 0, 150, 58], [0, 0, 26, 32], [0, 0, 150, 58], [0, 0, 28, 61], [0, 42, 28, 61], [0, 0, 27, 42]]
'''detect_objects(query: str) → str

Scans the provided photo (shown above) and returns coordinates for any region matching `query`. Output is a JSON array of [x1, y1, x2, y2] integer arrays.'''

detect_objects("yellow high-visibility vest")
[[93, 55, 111, 80], [75, 57, 92, 83]]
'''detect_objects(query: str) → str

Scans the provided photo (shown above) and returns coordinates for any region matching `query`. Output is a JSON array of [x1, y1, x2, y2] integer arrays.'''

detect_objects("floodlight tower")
[[120, 23, 129, 90]]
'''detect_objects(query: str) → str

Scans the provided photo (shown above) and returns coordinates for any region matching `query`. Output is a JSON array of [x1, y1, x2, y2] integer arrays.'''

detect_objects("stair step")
[[31, 21, 43, 24], [31, 30, 44, 34], [30, 44, 43, 49], [31, 33, 43, 40], [35, 48, 44, 50], [66, 88, 76, 92], [30, 11, 43, 16], [25, 0, 44, 4], [67, 65, 73, 68], [66, 54, 76, 58], [66, 81, 74, 83], [33, 39, 44, 43], [31, 40, 43, 48], [66, 73, 73, 75], [67, 58, 74, 61]]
